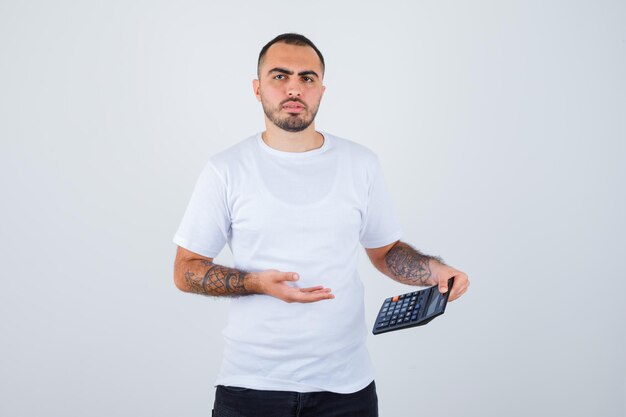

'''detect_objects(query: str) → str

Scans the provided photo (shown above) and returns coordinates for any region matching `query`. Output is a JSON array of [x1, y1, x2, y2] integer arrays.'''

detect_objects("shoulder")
[[209, 134, 256, 166], [324, 133, 387, 186], [324, 132, 379, 165], [197, 134, 258, 182], [184, 134, 258, 187]]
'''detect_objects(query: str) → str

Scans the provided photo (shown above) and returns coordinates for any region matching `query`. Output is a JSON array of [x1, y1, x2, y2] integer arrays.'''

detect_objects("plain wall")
[[1, 1, 624, 416]]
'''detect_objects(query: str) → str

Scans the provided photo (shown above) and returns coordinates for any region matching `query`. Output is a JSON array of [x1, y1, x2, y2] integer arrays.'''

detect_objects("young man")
[[173, 33, 469, 417]]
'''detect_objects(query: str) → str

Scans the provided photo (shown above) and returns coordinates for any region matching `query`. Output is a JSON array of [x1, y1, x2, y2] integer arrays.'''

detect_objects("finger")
[[446, 271, 469, 296], [290, 289, 334, 303], [448, 283, 461, 301], [300, 288, 332, 296], [298, 292, 335, 303], [449, 281, 469, 302], [305, 288, 333, 295], [449, 288, 464, 302], [438, 276, 451, 294], [299, 286, 328, 293]]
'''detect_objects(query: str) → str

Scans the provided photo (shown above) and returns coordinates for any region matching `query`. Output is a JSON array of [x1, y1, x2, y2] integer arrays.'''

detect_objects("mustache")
[[281, 98, 307, 108]]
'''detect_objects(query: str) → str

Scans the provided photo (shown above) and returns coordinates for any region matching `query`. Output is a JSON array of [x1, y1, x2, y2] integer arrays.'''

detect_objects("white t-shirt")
[[173, 131, 402, 393]]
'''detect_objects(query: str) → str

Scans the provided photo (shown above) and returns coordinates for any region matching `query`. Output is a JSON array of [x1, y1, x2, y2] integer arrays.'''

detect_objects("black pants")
[[212, 380, 378, 417]]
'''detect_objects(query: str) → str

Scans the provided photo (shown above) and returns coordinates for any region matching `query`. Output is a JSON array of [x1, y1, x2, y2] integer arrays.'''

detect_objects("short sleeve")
[[173, 161, 231, 258], [359, 156, 403, 248]]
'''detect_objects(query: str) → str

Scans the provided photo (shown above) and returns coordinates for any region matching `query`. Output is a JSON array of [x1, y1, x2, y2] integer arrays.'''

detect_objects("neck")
[[262, 121, 324, 153]]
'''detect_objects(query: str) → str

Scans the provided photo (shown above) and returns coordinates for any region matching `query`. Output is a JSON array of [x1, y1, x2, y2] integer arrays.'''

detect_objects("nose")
[[286, 80, 302, 97]]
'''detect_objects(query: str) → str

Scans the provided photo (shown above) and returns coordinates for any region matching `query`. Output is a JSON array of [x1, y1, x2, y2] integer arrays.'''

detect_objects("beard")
[[261, 98, 320, 132]]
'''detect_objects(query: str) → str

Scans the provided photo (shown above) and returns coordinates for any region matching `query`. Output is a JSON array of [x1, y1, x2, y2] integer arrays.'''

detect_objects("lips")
[[282, 101, 305, 112]]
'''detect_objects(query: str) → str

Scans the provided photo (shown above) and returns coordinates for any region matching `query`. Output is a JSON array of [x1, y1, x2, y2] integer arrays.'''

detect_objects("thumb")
[[284, 272, 299, 282], [438, 277, 449, 294]]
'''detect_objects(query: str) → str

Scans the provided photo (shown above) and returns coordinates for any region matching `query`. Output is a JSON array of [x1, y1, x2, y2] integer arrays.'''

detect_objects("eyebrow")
[[267, 67, 320, 79]]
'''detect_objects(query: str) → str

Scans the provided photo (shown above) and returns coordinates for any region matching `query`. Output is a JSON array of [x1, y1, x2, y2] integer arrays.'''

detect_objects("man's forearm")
[[174, 246, 335, 303], [179, 260, 258, 297], [383, 241, 445, 287]]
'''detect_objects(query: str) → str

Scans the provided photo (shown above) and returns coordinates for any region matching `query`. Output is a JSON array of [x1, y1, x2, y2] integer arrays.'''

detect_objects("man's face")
[[254, 43, 326, 132]]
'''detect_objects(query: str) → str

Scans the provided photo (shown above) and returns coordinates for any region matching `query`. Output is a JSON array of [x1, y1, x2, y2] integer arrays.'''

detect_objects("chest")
[[227, 157, 366, 246]]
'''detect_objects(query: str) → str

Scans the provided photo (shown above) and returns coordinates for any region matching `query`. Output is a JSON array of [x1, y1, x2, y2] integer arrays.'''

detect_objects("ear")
[[252, 79, 261, 102]]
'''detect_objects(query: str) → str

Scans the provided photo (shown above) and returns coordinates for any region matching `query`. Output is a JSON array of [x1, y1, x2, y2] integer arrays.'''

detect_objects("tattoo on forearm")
[[385, 242, 444, 286], [184, 261, 248, 296]]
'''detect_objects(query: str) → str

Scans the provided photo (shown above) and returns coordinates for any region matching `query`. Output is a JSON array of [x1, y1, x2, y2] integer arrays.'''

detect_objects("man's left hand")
[[433, 263, 470, 302]]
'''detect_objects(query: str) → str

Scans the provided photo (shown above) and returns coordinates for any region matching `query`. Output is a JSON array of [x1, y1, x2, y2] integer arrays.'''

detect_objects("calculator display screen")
[[426, 291, 441, 315]]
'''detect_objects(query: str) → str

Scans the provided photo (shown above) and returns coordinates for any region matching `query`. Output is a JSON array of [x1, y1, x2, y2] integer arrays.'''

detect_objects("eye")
[[302, 76, 313, 83], [274, 74, 285, 80]]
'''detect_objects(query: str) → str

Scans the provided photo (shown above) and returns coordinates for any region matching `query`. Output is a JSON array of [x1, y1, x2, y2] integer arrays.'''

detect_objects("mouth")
[[282, 101, 305, 113]]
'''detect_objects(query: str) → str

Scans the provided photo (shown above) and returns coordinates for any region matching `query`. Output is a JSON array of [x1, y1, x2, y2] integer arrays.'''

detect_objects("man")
[[173, 33, 469, 417]]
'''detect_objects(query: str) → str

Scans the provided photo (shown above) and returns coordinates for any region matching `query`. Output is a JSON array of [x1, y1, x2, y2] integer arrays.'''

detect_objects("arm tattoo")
[[184, 260, 249, 297], [384, 241, 445, 286]]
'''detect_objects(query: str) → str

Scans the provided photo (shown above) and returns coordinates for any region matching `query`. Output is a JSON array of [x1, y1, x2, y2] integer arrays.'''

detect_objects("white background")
[[1, 1, 624, 416]]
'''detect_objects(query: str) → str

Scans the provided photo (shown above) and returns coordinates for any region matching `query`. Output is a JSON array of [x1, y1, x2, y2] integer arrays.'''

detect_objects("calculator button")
[[392, 296, 399, 302]]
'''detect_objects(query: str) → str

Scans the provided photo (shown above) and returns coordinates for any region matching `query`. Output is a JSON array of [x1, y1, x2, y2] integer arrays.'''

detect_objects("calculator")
[[372, 277, 454, 335]]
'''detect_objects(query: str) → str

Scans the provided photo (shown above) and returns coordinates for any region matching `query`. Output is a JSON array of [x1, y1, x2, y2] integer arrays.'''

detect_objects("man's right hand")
[[249, 269, 334, 303], [174, 246, 333, 302]]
